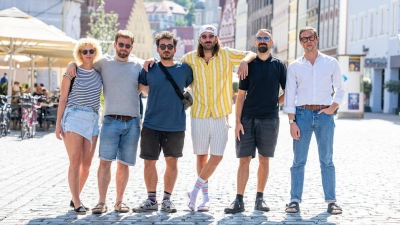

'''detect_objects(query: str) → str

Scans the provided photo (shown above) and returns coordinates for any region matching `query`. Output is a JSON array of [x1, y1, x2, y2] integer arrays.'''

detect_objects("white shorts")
[[191, 117, 229, 156]]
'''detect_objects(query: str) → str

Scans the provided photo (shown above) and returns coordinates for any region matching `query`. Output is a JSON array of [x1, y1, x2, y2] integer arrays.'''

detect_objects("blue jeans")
[[290, 106, 336, 203], [99, 116, 140, 166]]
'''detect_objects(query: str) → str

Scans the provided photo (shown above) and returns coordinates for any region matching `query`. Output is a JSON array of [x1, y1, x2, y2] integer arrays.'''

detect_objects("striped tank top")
[[65, 67, 102, 112]]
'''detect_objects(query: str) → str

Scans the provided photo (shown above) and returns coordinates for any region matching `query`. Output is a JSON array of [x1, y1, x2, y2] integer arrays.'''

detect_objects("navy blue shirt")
[[239, 55, 287, 119], [139, 62, 193, 132]]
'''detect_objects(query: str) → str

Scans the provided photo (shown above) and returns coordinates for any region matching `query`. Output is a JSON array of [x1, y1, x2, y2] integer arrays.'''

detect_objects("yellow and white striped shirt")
[[182, 47, 247, 118]]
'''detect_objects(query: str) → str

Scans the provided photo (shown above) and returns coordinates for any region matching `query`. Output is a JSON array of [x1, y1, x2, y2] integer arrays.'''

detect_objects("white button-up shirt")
[[283, 52, 344, 114]]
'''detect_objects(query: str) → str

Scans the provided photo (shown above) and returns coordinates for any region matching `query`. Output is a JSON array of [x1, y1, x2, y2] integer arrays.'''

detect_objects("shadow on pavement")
[[280, 211, 335, 225]]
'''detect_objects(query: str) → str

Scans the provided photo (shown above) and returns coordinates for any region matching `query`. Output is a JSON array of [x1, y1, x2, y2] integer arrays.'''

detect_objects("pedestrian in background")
[[0, 72, 7, 86], [224, 29, 286, 214], [66, 30, 146, 214], [55, 37, 103, 214], [283, 26, 344, 214], [132, 31, 193, 213]]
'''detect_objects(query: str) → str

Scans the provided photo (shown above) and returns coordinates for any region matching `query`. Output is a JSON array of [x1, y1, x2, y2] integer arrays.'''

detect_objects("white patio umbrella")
[[0, 7, 77, 99]]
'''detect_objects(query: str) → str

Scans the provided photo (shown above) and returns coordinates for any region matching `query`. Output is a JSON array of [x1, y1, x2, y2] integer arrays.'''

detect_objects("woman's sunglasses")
[[81, 49, 95, 55]]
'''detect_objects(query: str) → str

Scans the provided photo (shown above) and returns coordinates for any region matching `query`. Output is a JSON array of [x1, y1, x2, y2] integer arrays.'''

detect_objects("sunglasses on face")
[[81, 49, 95, 55], [201, 34, 215, 39], [158, 44, 174, 50], [300, 35, 317, 43], [256, 36, 271, 42], [117, 42, 132, 48]]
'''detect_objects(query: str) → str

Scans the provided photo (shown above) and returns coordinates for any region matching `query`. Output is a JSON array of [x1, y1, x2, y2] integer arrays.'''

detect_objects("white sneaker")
[[161, 199, 177, 213], [185, 192, 195, 211], [132, 199, 158, 212]]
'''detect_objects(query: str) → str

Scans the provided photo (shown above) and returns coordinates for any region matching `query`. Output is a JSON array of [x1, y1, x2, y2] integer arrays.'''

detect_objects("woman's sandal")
[[74, 206, 86, 215], [92, 202, 108, 214], [327, 203, 342, 215], [285, 202, 300, 213], [114, 201, 130, 213], [70, 200, 89, 211]]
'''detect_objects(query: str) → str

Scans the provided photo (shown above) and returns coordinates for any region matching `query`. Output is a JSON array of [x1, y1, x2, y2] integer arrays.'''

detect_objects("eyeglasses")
[[81, 49, 95, 55], [117, 42, 132, 49], [201, 34, 215, 39], [158, 44, 174, 50], [256, 36, 271, 42], [300, 35, 317, 43]]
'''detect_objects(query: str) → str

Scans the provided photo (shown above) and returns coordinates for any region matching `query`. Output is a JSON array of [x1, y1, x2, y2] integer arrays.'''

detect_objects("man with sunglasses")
[[66, 30, 146, 214], [224, 29, 286, 214], [283, 27, 344, 215], [132, 31, 193, 213]]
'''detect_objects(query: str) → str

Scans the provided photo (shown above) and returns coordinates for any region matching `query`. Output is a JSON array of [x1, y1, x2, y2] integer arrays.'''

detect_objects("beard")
[[160, 52, 174, 60], [116, 49, 130, 58], [201, 41, 216, 51], [258, 44, 268, 53]]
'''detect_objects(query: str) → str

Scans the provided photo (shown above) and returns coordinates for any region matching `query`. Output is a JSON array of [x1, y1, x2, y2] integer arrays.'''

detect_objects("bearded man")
[[224, 29, 287, 214]]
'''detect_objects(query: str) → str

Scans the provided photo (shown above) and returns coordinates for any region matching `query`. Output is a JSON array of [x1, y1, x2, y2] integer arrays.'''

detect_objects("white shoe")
[[185, 192, 195, 211]]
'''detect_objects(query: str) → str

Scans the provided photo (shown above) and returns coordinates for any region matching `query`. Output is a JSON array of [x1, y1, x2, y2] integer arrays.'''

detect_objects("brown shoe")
[[114, 201, 130, 213], [92, 202, 107, 214]]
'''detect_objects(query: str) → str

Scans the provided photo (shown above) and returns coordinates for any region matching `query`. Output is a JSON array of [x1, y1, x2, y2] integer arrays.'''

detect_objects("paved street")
[[0, 111, 399, 225]]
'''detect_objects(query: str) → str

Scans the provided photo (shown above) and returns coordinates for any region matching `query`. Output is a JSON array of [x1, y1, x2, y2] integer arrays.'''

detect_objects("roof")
[[103, 0, 135, 30], [195, 0, 205, 9], [168, 26, 193, 40], [144, 1, 187, 15]]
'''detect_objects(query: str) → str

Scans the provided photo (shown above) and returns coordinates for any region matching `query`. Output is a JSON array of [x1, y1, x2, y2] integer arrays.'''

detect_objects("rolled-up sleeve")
[[283, 65, 297, 114], [332, 59, 344, 105]]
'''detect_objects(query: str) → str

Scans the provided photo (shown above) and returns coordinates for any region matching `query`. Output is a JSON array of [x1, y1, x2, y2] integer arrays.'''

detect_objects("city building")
[[347, 0, 400, 114], [234, 0, 247, 50], [193, 0, 222, 49], [271, 0, 289, 64], [318, 0, 340, 57], [168, 26, 194, 60], [81, 0, 153, 59], [0, 0, 83, 39], [144, 1, 188, 33], [246, 0, 273, 52], [219, 0, 238, 48]]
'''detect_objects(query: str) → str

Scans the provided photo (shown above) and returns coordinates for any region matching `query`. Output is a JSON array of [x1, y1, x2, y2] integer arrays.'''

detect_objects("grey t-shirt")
[[94, 55, 142, 118]]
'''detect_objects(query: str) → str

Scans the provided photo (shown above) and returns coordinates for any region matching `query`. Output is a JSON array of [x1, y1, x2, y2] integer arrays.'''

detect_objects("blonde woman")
[[55, 38, 102, 214]]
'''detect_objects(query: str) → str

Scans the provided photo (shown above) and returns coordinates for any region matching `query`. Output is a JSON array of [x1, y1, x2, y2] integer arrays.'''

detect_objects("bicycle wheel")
[[20, 121, 27, 140], [5, 110, 11, 135]]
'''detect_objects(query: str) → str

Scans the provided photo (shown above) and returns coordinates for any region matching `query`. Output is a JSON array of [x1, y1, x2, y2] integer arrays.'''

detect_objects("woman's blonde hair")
[[73, 38, 102, 64]]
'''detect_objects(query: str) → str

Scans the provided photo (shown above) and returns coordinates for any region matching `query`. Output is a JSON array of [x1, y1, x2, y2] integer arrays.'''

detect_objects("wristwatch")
[[289, 119, 296, 124]]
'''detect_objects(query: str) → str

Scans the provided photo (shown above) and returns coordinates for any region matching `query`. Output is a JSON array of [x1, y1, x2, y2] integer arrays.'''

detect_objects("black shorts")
[[235, 117, 279, 158], [140, 126, 185, 160]]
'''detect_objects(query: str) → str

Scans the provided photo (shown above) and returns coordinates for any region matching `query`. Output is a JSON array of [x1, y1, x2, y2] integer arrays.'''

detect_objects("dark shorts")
[[235, 117, 279, 158], [140, 126, 185, 160]]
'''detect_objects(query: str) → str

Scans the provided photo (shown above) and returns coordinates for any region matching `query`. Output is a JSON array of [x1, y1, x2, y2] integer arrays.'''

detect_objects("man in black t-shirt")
[[224, 29, 287, 214]]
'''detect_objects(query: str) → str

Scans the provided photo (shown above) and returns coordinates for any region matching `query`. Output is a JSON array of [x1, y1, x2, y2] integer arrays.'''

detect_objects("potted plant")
[[383, 79, 400, 114], [364, 80, 372, 112]]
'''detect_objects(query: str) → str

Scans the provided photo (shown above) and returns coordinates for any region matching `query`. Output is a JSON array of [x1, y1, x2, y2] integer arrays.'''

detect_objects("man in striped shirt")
[[182, 25, 256, 212]]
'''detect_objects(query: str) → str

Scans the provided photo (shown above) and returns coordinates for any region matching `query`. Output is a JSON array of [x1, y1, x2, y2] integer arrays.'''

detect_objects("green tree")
[[86, 0, 119, 53], [384, 80, 400, 94]]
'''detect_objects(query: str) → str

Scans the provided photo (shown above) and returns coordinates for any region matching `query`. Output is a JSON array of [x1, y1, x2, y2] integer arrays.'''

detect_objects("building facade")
[[144, 1, 187, 34], [234, 0, 247, 50], [247, 0, 273, 52], [271, 0, 289, 64], [0, 0, 82, 39], [219, 0, 238, 48], [347, 0, 400, 114]]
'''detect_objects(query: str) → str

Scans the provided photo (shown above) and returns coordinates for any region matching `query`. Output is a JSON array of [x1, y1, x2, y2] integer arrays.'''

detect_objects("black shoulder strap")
[[69, 68, 77, 94], [158, 62, 185, 100]]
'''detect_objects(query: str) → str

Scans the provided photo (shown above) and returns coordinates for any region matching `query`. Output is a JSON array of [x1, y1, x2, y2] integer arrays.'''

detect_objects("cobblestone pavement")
[[0, 111, 399, 225]]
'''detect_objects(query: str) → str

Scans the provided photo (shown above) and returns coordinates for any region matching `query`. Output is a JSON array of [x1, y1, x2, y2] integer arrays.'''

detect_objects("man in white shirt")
[[283, 26, 344, 215]]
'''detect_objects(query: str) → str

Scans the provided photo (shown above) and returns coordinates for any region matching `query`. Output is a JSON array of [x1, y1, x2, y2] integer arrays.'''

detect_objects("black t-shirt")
[[239, 55, 287, 119]]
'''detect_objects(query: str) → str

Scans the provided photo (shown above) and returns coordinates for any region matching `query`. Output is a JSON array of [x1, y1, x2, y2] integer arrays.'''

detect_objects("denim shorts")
[[61, 105, 99, 143], [235, 117, 279, 158], [99, 115, 141, 166]]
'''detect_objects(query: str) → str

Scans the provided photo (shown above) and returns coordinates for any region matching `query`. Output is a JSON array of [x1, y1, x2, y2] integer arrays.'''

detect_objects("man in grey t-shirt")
[[67, 30, 147, 214]]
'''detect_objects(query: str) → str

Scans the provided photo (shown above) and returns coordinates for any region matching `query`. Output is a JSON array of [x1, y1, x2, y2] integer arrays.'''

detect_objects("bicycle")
[[19, 95, 42, 139], [0, 95, 11, 138]]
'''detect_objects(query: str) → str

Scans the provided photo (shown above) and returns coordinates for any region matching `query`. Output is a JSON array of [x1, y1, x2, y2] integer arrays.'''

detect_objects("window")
[[369, 10, 374, 37], [391, 0, 398, 36], [350, 16, 355, 41], [380, 7, 386, 35]]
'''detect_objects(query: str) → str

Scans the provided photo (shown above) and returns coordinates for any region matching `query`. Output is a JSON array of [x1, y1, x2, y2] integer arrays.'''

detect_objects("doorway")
[[381, 70, 385, 110]]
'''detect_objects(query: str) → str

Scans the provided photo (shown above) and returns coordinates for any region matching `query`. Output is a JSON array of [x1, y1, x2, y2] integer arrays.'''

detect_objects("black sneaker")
[[254, 197, 270, 212], [224, 199, 245, 214]]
